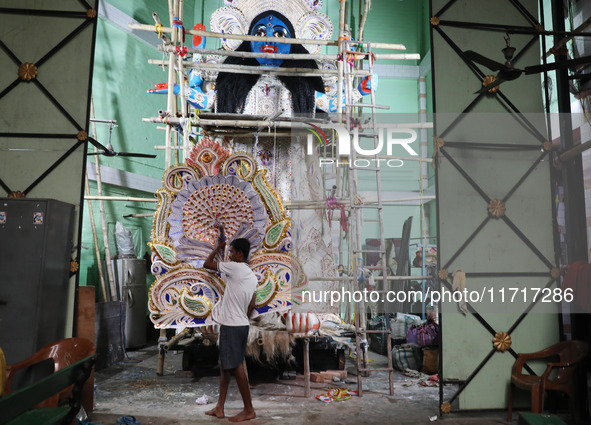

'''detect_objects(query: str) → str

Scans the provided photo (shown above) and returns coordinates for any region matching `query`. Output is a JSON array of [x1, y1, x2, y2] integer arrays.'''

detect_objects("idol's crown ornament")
[[211, 0, 333, 53]]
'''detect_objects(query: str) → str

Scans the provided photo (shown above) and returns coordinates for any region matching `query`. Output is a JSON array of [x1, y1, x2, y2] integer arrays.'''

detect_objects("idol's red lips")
[[260, 45, 277, 53]]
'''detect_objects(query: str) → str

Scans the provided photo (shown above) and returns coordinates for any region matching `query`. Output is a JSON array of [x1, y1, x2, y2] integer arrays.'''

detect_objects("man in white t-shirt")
[[204, 236, 257, 422]]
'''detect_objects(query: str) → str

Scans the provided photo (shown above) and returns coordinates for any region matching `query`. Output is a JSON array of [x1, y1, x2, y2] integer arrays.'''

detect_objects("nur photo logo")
[[305, 122, 420, 168]]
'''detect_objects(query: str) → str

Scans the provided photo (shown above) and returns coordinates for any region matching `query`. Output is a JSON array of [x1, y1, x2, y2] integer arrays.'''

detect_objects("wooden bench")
[[0, 354, 96, 425]]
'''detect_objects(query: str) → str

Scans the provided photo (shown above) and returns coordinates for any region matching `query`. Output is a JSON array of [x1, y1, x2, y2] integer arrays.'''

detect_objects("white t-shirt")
[[214, 261, 257, 326]]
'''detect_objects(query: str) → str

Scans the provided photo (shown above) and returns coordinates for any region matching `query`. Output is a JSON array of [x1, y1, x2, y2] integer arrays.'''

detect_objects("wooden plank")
[[76, 286, 95, 414]]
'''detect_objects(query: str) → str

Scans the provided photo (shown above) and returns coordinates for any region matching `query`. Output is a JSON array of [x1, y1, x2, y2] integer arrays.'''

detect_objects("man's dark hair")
[[231, 238, 251, 261]]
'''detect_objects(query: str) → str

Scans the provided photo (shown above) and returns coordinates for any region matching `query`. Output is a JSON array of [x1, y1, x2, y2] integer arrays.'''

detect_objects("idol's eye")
[[273, 26, 289, 38], [253, 25, 267, 37]]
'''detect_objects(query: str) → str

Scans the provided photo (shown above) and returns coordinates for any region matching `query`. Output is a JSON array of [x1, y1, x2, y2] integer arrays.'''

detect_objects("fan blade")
[[464, 50, 506, 71], [86, 136, 109, 152], [525, 54, 591, 75], [498, 68, 523, 81], [117, 152, 157, 159], [475, 78, 504, 94]]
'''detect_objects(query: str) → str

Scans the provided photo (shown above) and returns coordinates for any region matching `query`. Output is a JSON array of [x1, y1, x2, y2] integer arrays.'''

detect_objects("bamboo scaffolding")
[[176, 0, 187, 163], [559, 138, 591, 162], [365, 195, 436, 203], [143, 116, 323, 129], [111, 194, 436, 216], [135, 1, 435, 350], [157, 45, 419, 61], [307, 275, 432, 281], [129, 22, 408, 51], [163, 328, 191, 351], [358, 0, 371, 42], [84, 196, 158, 202], [84, 174, 108, 302], [122, 213, 154, 218], [143, 117, 435, 133], [154, 146, 186, 150], [90, 101, 117, 302], [164, 5, 176, 169], [147, 59, 372, 77]]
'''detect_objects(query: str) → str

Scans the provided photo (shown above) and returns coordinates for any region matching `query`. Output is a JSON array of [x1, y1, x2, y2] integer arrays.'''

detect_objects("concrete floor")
[[86, 345, 529, 425]]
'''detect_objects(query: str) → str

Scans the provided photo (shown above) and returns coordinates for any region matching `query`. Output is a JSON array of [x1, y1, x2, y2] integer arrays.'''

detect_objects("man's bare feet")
[[205, 407, 225, 418], [228, 409, 256, 422]]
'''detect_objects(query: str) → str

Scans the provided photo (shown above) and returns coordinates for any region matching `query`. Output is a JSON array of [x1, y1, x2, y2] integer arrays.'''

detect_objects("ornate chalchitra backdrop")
[[149, 137, 308, 329]]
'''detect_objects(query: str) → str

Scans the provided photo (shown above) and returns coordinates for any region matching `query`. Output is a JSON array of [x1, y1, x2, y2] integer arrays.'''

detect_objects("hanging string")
[[253, 132, 259, 158], [273, 122, 278, 190]]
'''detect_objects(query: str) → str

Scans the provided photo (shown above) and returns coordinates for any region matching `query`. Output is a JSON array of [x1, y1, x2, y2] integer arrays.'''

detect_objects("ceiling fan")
[[87, 119, 157, 159], [464, 34, 591, 94]]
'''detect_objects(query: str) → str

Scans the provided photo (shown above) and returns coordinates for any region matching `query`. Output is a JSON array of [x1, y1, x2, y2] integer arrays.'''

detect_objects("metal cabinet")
[[0, 199, 74, 363]]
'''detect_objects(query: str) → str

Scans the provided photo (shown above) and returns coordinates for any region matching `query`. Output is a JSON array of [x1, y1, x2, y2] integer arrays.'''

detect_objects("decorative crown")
[[210, 0, 333, 53]]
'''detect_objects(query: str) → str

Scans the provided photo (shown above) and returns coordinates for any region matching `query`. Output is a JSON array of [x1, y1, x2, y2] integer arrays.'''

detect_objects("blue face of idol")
[[249, 14, 292, 67]]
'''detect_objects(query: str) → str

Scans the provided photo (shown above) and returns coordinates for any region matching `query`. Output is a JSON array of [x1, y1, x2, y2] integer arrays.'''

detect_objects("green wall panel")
[[432, 0, 560, 412]]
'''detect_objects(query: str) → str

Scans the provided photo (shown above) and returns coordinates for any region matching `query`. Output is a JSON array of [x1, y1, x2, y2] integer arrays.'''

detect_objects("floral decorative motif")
[[488, 199, 506, 218], [482, 75, 499, 93], [77, 131, 88, 141], [493, 331, 511, 352], [186, 136, 230, 176], [18, 63, 37, 81], [8, 191, 25, 198], [440, 402, 451, 413], [438, 269, 448, 280]]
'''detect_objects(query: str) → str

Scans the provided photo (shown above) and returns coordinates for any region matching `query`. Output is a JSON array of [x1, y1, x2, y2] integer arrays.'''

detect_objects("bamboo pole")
[[147, 59, 371, 77], [164, 0, 176, 169], [358, 0, 371, 42], [90, 101, 117, 302], [84, 196, 157, 202], [157, 328, 167, 376], [306, 275, 433, 281], [84, 174, 108, 302], [303, 337, 310, 398], [122, 213, 155, 218], [157, 45, 418, 61], [143, 116, 322, 129], [128, 22, 408, 51], [176, 0, 187, 165], [163, 328, 191, 351], [558, 138, 591, 162]]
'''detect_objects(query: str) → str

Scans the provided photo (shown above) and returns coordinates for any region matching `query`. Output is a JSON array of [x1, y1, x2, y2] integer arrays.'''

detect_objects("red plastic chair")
[[3, 337, 95, 408], [507, 340, 590, 421]]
